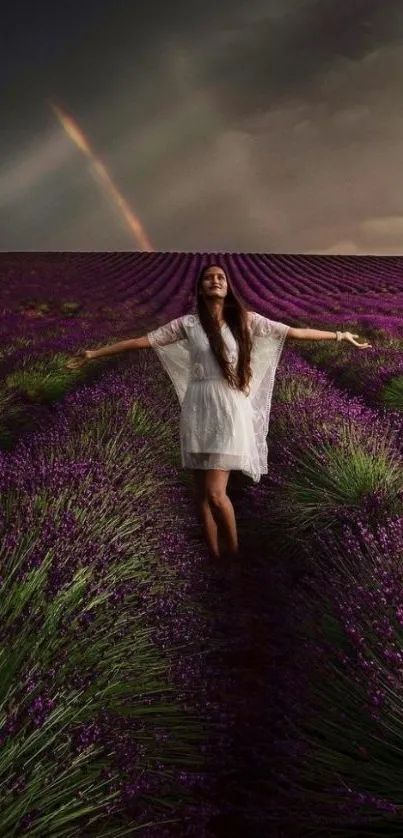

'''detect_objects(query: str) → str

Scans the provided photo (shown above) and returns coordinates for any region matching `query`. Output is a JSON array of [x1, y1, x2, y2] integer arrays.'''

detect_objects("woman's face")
[[200, 266, 228, 300]]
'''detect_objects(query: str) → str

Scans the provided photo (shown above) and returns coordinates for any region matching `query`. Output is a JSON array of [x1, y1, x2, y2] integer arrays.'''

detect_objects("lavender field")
[[1, 251, 403, 838]]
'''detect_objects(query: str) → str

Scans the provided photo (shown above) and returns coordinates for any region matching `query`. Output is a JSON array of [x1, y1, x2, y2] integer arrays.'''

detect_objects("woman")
[[67, 264, 371, 561]]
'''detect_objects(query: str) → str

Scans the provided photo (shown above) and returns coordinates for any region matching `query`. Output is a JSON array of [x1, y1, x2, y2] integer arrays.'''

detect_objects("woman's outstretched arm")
[[66, 335, 151, 370], [286, 327, 371, 348], [88, 335, 151, 359], [67, 316, 187, 371]]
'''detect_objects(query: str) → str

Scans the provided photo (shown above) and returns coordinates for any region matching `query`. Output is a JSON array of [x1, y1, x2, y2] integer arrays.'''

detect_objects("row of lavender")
[[1, 344, 242, 836], [261, 347, 403, 832], [289, 329, 403, 417]]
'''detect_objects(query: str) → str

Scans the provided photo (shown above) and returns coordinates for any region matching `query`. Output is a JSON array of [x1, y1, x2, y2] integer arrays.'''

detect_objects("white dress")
[[147, 312, 289, 483]]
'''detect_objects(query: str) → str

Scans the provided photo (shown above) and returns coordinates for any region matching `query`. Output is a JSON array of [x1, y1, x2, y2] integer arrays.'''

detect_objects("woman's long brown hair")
[[196, 266, 253, 396]]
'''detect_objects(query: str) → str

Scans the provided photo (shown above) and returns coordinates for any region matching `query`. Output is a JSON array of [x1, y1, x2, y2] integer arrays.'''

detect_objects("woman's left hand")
[[342, 332, 372, 349]]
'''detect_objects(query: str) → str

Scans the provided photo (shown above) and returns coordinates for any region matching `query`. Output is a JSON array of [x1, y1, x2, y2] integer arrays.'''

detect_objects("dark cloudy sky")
[[2, 0, 403, 253]]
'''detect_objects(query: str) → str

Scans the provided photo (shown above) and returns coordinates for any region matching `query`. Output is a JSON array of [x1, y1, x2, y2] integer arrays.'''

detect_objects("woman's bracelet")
[[336, 331, 343, 342]]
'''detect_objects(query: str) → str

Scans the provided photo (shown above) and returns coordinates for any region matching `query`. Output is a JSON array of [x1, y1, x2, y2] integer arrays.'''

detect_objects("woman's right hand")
[[66, 350, 93, 370]]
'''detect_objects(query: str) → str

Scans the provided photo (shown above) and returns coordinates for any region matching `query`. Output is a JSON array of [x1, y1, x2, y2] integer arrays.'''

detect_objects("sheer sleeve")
[[147, 317, 186, 347], [248, 311, 290, 343], [147, 316, 190, 405], [247, 311, 290, 477]]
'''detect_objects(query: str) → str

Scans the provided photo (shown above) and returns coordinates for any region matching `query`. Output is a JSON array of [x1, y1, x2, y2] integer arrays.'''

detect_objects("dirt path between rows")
[[182, 471, 308, 838]]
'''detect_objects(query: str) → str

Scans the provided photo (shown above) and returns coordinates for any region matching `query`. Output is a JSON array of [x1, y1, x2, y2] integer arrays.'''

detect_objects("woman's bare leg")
[[205, 470, 239, 557], [192, 470, 220, 559]]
